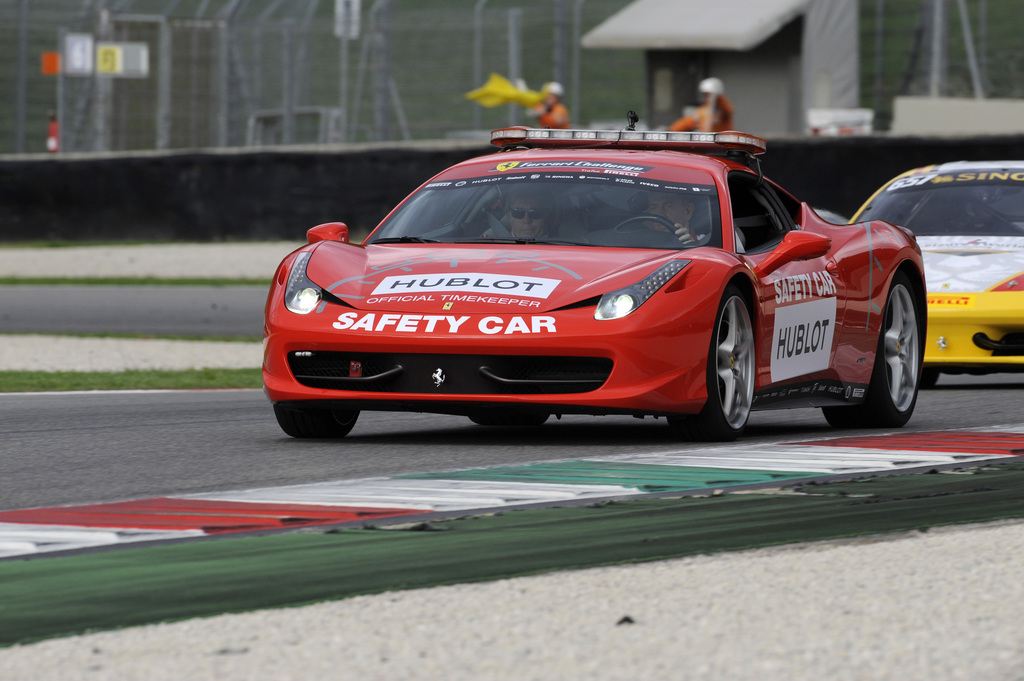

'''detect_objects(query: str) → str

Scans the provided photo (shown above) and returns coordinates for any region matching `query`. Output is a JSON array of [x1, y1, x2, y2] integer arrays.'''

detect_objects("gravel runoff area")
[[0, 334, 262, 372], [1, 520, 1022, 680], [0, 243, 297, 372], [5, 243, 1024, 678], [0, 242, 302, 280]]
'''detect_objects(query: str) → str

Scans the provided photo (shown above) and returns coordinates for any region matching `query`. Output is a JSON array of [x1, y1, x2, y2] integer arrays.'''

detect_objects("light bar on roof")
[[522, 128, 621, 142], [714, 132, 767, 151], [491, 127, 766, 155]]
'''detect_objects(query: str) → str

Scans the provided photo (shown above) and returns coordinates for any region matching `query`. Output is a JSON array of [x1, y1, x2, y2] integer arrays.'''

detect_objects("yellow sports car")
[[853, 161, 1024, 387]]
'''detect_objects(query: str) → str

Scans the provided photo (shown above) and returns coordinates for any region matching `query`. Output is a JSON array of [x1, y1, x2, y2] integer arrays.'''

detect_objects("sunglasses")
[[509, 207, 548, 220]]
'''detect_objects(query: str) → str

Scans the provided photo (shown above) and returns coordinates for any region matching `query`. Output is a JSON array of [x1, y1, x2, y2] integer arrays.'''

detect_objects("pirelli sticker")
[[928, 294, 974, 307]]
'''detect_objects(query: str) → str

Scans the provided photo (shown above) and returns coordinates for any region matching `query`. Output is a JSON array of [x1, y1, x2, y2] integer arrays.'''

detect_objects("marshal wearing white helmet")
[[700, 77, 724, 96], [531, 81, 571, 129], [670, 77, 734, 133]]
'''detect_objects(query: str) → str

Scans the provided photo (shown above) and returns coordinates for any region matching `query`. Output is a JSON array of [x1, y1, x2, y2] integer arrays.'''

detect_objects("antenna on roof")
[[625, 110, 639, 131]]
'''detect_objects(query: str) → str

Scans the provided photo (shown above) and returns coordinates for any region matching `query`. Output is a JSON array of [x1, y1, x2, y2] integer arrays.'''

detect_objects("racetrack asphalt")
[[0, 242, 301, 280], [0, 242, 299, 371], [3, 242, 1024, 678]]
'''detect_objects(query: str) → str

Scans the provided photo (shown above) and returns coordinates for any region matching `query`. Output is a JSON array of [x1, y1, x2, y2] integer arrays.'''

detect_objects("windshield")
[[367, 171, 722, 250], [858, 171, 1024, 237]]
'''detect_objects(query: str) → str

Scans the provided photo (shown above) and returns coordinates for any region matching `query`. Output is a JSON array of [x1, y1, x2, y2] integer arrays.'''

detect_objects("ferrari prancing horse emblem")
[[432, 368, 445, 387]]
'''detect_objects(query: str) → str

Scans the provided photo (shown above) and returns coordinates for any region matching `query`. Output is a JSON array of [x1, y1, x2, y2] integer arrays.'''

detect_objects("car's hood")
[[919, 236, 1024, 293], [305, 243, 688, 313]]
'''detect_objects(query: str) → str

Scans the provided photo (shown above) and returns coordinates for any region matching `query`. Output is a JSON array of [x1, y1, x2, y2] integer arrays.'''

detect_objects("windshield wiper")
[[371, 236, 439, 244], [519, 238, 590, 246], [452, 237, 591, 246]]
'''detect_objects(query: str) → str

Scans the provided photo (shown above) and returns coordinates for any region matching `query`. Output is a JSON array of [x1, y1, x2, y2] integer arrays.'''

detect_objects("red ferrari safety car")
[[263, 126, 926, 441]]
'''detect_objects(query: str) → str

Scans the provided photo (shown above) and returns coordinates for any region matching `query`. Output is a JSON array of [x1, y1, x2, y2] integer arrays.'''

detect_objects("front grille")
[[973, 332, 1024, 356], [287, 351, 613, 395]]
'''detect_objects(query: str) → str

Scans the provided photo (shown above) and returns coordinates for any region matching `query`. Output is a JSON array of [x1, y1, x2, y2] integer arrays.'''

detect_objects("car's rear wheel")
[[822, 271, 923, 429], [273, 405, 360, 438], [468, 412, 550, 426], [669, 285, 755, 442]]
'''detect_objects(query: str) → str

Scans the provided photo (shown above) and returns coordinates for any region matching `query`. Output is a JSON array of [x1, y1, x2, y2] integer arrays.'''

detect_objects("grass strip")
[[3, 462, 1024, 646], [1, 331, 259, 342], [0, 368, 262, 393], [0, 240, 191, 248]]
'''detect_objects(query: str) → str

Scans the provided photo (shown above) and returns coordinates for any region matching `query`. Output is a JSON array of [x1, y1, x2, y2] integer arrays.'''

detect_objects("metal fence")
[[864, 0, 1024, 130], [3, 0, 1023, 155], [1, 0, 645, 154]]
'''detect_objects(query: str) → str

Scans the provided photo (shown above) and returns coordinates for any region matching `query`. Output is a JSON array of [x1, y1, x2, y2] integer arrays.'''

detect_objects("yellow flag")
[[465, 73, 545, 108]]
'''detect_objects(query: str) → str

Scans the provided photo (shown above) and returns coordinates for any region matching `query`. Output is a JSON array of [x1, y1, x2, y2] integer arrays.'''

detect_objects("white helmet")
[[544, 81, 564, 98], [699, 77, 724, 96]]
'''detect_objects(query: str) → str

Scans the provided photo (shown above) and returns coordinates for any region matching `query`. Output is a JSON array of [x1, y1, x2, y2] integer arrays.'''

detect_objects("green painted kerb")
[[2, 462, 1024, 647], [400, 460, 821, 493]]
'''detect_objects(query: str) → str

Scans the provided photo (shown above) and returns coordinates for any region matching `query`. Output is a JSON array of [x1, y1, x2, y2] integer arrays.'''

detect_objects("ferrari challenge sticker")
[[332, 312, 556, 335], [371, 273, 559, 299], [918, 238, 1024, 292], [771, 297, 837, 382], [918, 236, 1024, 251], [493, 160, 652, 176]]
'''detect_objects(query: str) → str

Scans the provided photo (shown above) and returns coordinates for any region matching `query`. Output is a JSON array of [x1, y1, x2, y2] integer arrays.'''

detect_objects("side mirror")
[[307, 222, 349, 244], [753, 230, 831, 278]]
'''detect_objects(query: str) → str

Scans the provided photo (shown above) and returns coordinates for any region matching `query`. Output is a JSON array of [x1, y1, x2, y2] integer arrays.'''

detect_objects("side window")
[[727, 172, 794, 253], [768, 182, 801, 224]]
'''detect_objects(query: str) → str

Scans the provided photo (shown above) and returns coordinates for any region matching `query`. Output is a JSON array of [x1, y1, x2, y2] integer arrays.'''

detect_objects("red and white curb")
[[187, 478, 637, 510], [2, 425, 1022, 559], [0, 526, 205, 558]]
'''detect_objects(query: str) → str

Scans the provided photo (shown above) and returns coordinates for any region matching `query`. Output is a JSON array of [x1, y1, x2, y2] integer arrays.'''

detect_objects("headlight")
[[284, 252, 323, 314], [594, 260, 688, 320]]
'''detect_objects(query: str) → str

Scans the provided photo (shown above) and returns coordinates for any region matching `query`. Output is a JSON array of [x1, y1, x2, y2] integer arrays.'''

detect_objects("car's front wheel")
[[669, 285, 755, 442], [822, 271, 923, 428], [273, 405, 360, 438]]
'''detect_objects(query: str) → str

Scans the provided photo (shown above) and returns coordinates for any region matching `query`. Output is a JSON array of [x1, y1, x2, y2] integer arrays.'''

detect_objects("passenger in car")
[[646, 191, 698, 243]]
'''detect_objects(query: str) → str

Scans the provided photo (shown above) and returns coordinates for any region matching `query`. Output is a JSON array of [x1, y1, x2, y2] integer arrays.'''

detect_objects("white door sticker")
[[771, 297, 837, 382]]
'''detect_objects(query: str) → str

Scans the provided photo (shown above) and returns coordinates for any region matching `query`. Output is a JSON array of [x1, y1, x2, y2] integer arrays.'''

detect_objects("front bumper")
[[262, 304, 716, 417], [924, 292, 1024, 371]]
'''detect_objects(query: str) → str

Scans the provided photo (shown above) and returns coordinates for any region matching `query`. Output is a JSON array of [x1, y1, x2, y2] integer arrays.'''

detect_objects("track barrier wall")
[[3, 134, 1024, 243]]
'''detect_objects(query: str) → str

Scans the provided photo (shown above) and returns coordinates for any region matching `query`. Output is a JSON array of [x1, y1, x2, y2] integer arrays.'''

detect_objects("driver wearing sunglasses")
[[507, 187, 556, 239]]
